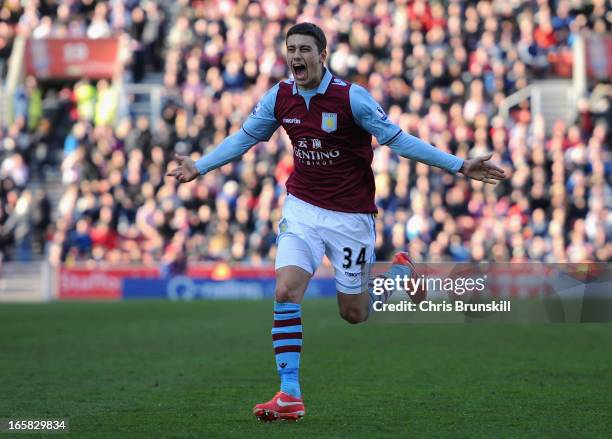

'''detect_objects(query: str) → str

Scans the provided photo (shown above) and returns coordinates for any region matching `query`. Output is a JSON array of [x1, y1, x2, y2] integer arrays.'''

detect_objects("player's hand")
[[166, 153, 199, 183], [459, 153, 506, 184]]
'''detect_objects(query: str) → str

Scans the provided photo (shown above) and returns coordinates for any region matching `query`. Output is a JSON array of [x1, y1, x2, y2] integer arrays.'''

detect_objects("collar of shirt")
[[292, 68, 333, 96]]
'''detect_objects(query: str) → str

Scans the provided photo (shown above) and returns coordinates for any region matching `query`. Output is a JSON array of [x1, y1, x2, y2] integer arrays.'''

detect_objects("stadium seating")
[[0, 0, 610, 266]]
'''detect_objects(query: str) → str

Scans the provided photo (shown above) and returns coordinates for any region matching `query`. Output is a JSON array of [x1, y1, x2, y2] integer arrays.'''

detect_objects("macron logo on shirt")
[[283, 117, 301, 124]]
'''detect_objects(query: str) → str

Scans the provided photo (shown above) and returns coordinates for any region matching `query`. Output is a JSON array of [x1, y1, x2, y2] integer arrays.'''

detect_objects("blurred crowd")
[[1, 0, 610, 267], [0, 0, 166, 81]]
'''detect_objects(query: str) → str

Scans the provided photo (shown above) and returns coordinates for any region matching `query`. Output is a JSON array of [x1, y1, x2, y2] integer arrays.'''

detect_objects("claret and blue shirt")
[[195, 69, 463, 213]]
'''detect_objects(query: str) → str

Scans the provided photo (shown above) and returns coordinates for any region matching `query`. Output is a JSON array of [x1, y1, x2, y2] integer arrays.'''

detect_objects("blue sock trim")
[[274, 313, 301, 320], [274, 302, 301, 312], [272, 325, 302, 334]]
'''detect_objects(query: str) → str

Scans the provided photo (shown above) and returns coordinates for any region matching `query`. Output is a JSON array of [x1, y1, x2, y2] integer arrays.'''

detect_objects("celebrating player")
[[167, 22, 506, 422]]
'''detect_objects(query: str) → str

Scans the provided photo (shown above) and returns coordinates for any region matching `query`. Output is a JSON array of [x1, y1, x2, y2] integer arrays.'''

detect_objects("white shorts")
[[275, 195, 376, 294]]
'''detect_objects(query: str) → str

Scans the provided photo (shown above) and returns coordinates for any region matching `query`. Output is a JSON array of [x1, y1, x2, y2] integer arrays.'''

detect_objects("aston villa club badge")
[[321, 112, 337, 133]]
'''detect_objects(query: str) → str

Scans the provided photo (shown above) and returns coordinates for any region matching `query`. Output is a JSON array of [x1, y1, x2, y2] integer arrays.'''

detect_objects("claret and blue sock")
[[272, 302, 302, 398]]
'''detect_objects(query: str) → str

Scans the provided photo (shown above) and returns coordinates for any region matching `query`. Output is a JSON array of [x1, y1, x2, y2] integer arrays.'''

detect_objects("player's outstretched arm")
[[166, 84, 281, 184], [458, 153, 506, 184], [165, 129, 258, 184], [348, 84, 507, 182], [386, 131, 507, 184]]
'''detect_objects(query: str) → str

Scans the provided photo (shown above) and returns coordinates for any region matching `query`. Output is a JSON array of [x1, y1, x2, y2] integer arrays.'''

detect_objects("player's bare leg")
[[336, 252, 424, 325], [253, 265, 310, 422], [274, 265, 311, 303], [337, 291, 370, 324]]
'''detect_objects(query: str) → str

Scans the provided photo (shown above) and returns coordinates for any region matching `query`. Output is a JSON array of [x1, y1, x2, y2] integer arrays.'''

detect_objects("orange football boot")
[[253, 391, 305, 422]]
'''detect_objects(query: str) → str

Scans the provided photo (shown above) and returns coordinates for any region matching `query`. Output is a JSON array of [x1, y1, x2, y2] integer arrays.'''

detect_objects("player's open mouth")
[[293, 63, 307, 81]]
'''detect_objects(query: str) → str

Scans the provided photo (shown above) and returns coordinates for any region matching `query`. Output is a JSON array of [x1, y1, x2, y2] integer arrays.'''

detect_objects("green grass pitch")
[[1, 300, 611, 438]]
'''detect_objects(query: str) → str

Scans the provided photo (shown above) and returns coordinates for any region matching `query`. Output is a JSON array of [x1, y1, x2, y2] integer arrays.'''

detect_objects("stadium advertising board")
[[122, 277, 336, 300], [58, 266, 159, 299], [25, 38, 120, 79], [57, 264, 334, 300], [56, 263, 609, 309]]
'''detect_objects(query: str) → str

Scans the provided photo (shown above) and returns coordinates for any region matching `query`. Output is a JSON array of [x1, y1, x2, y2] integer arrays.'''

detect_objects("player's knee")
[[275, 282, 301, 303], [340, 307, 368, 324]]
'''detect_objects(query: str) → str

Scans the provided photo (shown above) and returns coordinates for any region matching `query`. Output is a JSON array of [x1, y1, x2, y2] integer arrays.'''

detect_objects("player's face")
[[286, 34, 327, 91]]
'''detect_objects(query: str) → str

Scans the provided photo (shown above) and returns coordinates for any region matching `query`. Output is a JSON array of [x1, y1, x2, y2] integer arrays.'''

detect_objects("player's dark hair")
[[286, 22, 327, 53]]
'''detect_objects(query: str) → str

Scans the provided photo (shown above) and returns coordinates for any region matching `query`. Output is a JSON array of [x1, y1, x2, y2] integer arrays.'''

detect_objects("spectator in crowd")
[[1, 0, 610, 266]]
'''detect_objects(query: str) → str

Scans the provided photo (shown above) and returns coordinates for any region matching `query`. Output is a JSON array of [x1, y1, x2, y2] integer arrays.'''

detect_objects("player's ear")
[[319, 48, 327, 65]]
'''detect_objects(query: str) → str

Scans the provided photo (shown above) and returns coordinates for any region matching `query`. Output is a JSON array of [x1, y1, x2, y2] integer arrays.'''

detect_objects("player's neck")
[[297, 83, 320, 92], [296, 68, 325, 92]]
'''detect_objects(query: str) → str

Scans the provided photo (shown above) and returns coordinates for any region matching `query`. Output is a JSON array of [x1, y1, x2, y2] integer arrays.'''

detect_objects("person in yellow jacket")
[[74, 79, 96, 122], [94, 79, 117, 127]]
